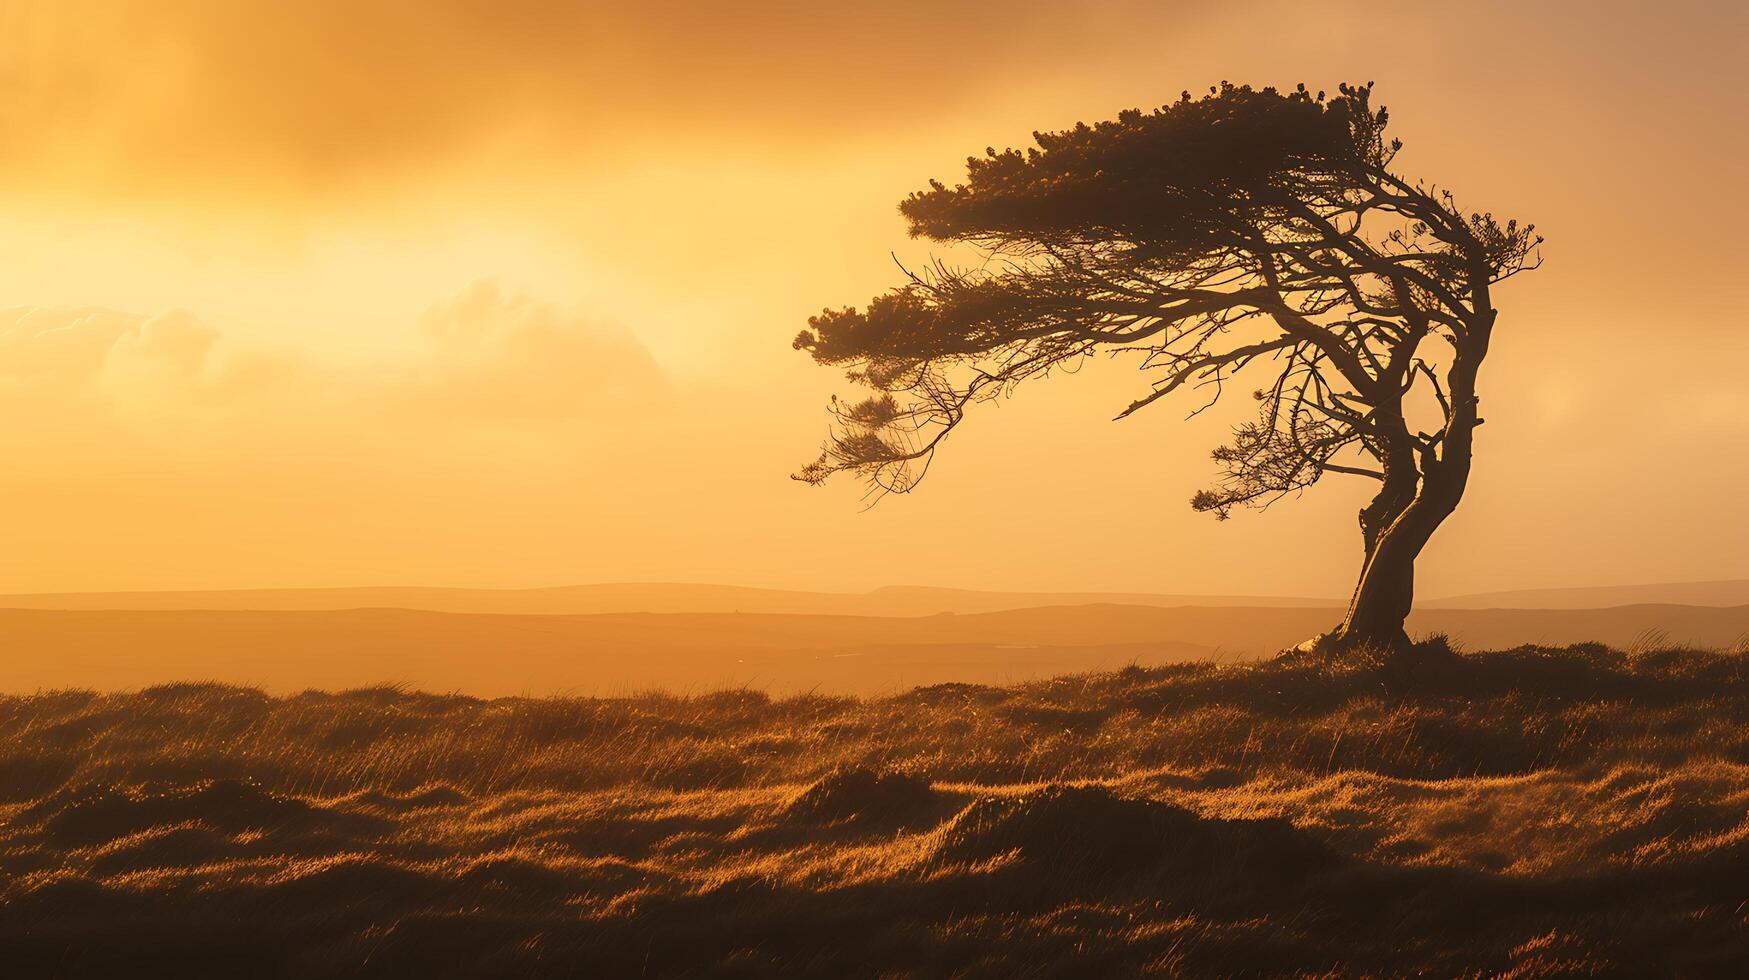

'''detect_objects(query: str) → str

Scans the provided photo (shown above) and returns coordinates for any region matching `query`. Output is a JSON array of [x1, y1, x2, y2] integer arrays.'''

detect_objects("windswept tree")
[[794, 82, 1541, 651]]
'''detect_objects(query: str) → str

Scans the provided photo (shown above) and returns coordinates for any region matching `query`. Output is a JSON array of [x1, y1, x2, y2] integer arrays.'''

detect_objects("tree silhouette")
[[794, 82, 1541, 651]]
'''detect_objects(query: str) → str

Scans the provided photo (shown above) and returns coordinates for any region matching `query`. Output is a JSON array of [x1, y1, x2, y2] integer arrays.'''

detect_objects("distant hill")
[[1, 603, 1744, 696], [0, 583, 1337, 616], [3, 579, 1745, 616], [1422, 579, 1749, 609]]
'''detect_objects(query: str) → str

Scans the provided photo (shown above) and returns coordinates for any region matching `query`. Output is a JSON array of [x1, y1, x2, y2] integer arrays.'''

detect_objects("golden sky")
[[1, 0, 1745, 597]]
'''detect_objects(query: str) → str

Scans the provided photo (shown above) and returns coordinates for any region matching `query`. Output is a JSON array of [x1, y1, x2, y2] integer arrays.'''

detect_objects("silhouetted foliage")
[[795, 83, 1542, 648]]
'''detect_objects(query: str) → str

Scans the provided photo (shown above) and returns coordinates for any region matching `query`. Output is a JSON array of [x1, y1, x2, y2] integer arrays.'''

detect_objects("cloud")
[[10, 0, 1740, 208], [0, 306, 203, 380], [2, 1, 1157, 199], [0, 282, 692, 592], [0, 282, 663, 433], [404, 280, 664, 422]]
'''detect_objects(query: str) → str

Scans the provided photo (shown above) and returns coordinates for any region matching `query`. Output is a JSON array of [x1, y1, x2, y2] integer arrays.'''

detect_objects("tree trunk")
[[1331, 420, 1477, 650], [1336, 422, 1424, 650], [1328, 307, 1492, 651], [1334, 505, 1432, 650]]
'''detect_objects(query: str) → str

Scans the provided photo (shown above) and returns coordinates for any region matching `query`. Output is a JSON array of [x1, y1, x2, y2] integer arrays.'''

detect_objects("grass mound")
[[935, 784, 1338, 887], [782, 767, 936, 826], [89, 824, 237, 874], [936, 785, 1169, 876], [27, 778, 338, 846]]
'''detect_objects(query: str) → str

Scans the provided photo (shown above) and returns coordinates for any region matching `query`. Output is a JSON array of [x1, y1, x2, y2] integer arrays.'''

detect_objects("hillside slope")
[[6, 578, 1746, 616], [1424, 578, 1749, 609], [2, 644, 1746, 977], [0, 582, 1334, 615]]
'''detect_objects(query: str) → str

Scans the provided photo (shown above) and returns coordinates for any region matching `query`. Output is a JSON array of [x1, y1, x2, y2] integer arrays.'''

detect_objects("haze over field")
[[5, 579, 1749, 615], [0, 583, 1338, 616], [2, 596, 1745, 696], [0, 578, 1740, 695]]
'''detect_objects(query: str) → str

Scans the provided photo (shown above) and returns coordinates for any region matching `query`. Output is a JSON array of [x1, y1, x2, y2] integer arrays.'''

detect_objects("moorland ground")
[[4, 640, 1748, 977]]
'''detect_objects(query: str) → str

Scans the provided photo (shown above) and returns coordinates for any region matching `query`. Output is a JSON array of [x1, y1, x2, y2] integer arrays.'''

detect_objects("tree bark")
[[1335, 502, 1434, 650], [1338, 479, 1421, 650]]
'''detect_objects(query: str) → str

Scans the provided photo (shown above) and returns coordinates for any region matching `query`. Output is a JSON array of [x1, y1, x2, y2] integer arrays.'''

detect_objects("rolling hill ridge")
[[1, 601, 1743, 695]]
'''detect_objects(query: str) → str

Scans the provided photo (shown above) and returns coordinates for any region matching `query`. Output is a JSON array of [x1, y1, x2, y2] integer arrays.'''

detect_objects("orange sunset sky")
[[1, 0, 1745, 598]]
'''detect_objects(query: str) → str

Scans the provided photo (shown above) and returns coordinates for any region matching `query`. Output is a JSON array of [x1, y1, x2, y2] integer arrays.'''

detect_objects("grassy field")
[[4, 640, 1748, 977]]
